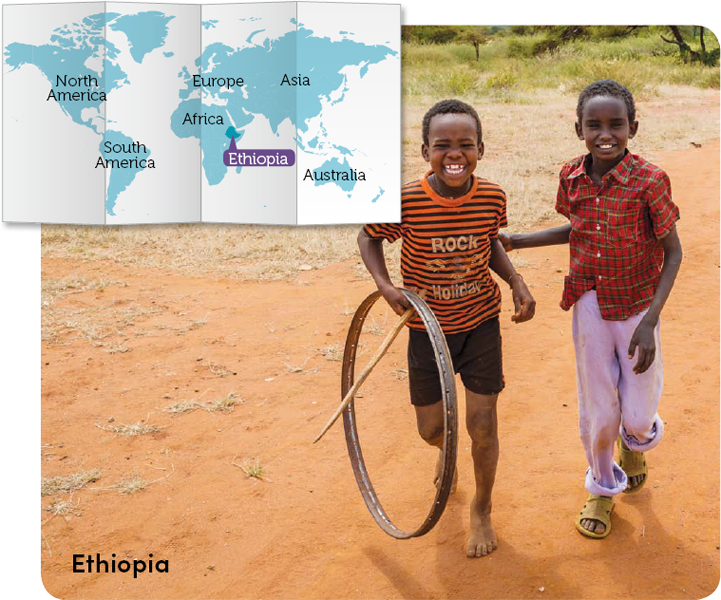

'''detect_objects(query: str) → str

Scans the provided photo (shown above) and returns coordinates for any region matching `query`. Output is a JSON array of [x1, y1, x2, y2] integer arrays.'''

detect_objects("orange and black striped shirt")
[[363, 170, 507, 334]]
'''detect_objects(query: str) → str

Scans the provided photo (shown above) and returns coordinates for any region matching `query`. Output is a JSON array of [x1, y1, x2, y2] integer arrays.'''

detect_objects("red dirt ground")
[[41, 141, 719, 599]]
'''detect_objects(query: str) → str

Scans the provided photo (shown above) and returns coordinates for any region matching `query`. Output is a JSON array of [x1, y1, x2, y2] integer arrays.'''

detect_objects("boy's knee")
[[466, 407, 497, 445], [417, 421, 444, 446]]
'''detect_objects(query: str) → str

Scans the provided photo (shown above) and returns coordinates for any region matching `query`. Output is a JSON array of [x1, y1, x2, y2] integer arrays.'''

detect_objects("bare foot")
[[433, 449, 458, 493], [466, 495, 497, 557]]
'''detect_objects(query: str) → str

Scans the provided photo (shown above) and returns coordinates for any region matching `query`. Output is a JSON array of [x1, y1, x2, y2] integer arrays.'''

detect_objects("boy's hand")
[[510, 277, 535, 323], [628, 319, 656, 374], [497, 232, 514, 252], [379, 283, 410, 316]]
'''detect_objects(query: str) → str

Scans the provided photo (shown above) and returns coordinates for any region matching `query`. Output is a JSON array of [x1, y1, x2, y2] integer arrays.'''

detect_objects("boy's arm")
[[357, 229, 409, 316], [628, 226, 683, 374], [489, 238, 536, 323], [498, 223, 571, 252]]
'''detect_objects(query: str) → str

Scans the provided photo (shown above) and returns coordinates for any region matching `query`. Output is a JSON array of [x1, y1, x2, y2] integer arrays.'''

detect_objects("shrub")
[[485, 71, 517, 90]]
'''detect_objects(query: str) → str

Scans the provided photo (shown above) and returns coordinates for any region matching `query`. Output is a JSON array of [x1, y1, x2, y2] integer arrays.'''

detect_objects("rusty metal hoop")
[[341, 289, 458, 539]]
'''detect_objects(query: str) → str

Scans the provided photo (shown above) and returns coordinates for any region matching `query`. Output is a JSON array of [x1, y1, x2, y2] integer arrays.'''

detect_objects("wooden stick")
[[314, 301, 418, 444]]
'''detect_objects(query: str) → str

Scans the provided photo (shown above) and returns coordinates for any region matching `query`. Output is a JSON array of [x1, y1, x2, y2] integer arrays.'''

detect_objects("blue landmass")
[[4, 12, 123, 135], [108, 11, 174, 64], [101, 131, 152, 215], [202, 20, 218, 30], [164, 51, 174, 57], [312, 157, 357, 193], [371, 188, 385, 202]]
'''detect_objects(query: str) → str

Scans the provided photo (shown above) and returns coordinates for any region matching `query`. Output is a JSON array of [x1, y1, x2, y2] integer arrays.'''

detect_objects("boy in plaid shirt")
[[501, 80, 683, 538]]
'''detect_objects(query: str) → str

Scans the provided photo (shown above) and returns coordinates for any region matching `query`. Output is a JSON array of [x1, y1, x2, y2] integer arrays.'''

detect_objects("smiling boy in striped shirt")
[[358, 99, 535, 557]]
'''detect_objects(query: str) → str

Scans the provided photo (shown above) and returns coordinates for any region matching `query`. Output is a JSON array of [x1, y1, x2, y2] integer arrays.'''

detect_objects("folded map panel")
[[2, 1, 400, 225]]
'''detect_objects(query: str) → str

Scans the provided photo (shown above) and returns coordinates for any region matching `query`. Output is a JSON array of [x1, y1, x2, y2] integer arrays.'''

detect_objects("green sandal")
[[575, 494, 614, 539], [618, 435, 648, 493]]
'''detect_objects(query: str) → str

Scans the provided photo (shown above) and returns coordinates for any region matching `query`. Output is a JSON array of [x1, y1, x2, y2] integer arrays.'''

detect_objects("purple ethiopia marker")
[[223, 136, 295, 167]]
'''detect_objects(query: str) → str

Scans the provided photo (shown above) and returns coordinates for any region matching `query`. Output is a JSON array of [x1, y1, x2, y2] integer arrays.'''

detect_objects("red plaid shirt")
[[555, 151, 680, 320]]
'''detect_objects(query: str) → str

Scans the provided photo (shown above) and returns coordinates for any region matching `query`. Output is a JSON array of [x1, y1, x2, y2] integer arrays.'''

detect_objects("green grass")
[[402, 33, 719, 99]]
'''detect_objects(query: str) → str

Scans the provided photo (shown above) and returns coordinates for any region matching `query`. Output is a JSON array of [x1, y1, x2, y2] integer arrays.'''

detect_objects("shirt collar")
[[567, 150, 635, 184]]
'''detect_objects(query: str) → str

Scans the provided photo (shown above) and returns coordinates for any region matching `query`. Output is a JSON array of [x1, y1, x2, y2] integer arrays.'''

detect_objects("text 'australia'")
[[303, 169, 365, 182]]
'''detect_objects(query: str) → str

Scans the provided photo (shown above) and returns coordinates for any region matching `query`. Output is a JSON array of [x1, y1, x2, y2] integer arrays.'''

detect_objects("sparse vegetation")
[[99, 421, 160, 436], [41, 470, 100, 496], [233, 457, 266, 480], [41, 277, 127, 308], [116, 473, 148, 494], [208, 361, 235, 378], [45, 497, 82, 517], [284, 358, 311, 373], [42, 300, 163, 345], [164, 400, 204, 414], [391, 369, 408, 381], [339, 304, 355, 315], [365, 314, 387, 336], [164, 393, 242, 415], [205, 393, 241, 412], [317, 344, 343, 362]]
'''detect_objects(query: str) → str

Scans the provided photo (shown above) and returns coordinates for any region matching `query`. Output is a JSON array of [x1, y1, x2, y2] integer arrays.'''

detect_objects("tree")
[[401, 26, 460, 45], [458, 26, 489, 61], [660, 26, 720, 66]]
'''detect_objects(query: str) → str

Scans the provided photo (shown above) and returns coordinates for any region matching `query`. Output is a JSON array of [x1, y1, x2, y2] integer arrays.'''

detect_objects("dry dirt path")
[[41, 141, 719, 599]]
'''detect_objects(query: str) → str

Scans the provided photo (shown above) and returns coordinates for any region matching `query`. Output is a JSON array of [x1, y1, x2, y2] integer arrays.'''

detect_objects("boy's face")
[[575, 96, 639, 167], [422, 113, 483, 196]]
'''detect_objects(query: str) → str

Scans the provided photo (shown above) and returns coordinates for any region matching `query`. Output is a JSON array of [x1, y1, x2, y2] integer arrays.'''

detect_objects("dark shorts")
[[407, 316, 505, 406]]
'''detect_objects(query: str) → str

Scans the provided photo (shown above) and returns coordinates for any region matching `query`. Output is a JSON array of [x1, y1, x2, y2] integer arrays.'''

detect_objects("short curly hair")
[[576, 79, 636, 123], [422, 99, 483, 146]]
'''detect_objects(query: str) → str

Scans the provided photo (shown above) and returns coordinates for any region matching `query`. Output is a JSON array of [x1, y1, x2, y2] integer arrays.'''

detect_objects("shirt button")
[[595, 197, 600, 204], [598, 275, 603, 280], [597, 252, 601, 258], [596, 224, 601, 231]]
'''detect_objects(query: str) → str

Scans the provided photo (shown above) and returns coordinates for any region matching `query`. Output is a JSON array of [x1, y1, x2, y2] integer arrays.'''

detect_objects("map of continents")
[[3, 11, 173, 216], [172, 20, 397, 197], [4, 11, 397, 214]]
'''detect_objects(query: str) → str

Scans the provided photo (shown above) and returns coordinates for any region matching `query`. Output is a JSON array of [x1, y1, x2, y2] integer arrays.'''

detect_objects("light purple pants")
[[572, 290, 664, 497]]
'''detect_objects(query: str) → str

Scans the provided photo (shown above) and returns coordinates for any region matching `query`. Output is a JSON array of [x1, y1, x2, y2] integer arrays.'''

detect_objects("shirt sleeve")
[[555, 167, 571, 219], [489, 188, 508, 238], [362, 222, 402, 243], [646, 171, 680, 239]]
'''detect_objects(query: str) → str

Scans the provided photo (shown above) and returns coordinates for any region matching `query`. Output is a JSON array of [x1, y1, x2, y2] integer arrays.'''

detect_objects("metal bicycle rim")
[[341, 289, 458, 539]]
